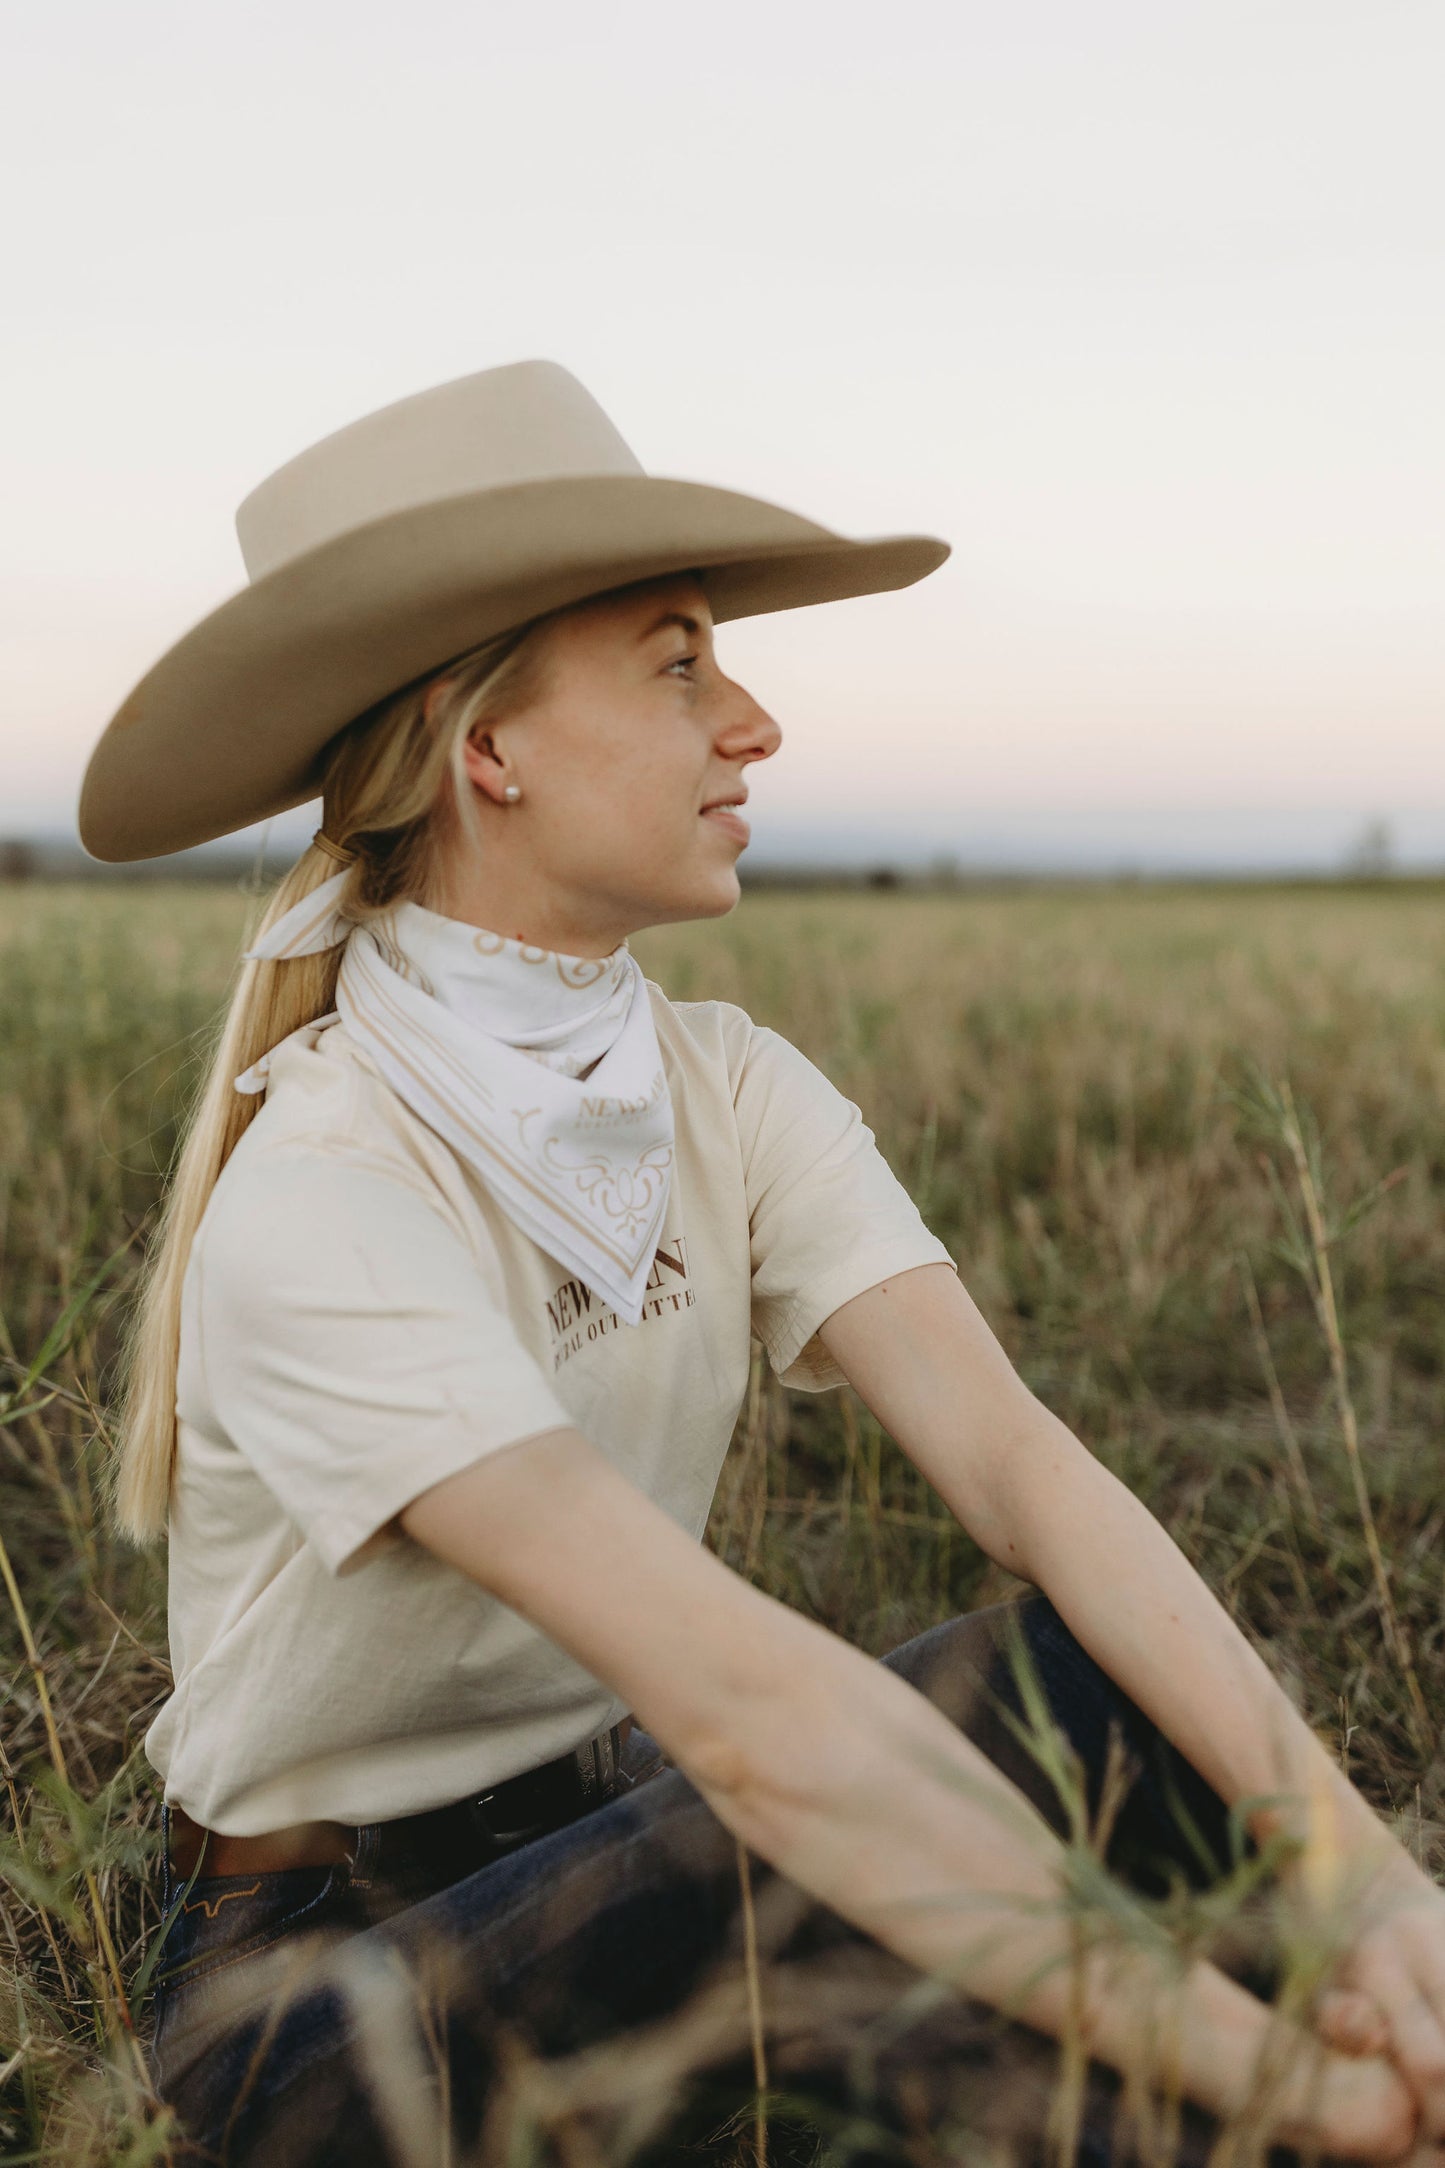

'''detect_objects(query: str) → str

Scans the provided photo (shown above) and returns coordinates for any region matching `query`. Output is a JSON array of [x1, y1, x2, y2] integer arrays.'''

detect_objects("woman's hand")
[[1273, 2048, 1424, 2164], [1111, 1952, 1423, 2163], [1323, 1863, 1445, 2142]]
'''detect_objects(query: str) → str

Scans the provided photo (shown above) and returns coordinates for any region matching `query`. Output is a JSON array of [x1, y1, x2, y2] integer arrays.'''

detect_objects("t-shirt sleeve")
[[733, 1022, 957, 1392], [187, 1143, 574, 1576]]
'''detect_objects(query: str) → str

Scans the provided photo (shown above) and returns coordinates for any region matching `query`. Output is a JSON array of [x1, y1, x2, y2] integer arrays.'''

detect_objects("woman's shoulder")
[[231, 1015, 433, 1164], [197, 1019, 474, 1267], [646, 984, 826, 1106], [647, 984, 811, 1086], [648, 985, 751, 1056]]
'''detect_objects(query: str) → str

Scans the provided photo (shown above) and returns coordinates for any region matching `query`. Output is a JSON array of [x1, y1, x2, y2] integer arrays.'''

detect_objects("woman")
[[82, 361, 1445, 2166]]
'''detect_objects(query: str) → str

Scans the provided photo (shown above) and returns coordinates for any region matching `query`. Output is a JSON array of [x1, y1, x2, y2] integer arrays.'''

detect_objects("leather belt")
[[167, 1718, 634, 1882]]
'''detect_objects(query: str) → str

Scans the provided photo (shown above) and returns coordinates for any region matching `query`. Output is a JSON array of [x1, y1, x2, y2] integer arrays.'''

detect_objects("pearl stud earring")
[[503, 784, 522, 804]]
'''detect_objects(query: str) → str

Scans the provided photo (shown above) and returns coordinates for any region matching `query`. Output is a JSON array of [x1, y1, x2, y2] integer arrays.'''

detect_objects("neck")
[[430, 844, 633, 960]]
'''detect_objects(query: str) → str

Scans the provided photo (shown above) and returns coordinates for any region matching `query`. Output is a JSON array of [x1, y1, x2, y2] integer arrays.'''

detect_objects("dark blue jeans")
[[146, 1595, 1247, 2166]]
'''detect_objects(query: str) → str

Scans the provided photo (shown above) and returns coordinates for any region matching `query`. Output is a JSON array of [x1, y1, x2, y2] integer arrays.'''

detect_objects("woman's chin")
[[699, 859, 744, 912], [638, 867, 742, 929]]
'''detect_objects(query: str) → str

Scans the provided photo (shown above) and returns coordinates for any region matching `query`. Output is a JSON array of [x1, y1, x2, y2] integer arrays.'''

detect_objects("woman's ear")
[[460, 723, 517, 808]]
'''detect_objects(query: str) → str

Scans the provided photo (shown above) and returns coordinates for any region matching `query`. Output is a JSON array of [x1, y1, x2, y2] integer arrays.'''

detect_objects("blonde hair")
[[110, 618, 557, 1542]]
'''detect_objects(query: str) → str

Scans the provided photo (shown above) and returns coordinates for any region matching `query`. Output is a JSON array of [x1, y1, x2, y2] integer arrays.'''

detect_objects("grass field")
[[3, 877, 1444, 2163]]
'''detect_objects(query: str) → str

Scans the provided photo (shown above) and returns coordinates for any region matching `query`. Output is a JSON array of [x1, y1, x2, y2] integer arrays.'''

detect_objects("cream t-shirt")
[[148, 988, 956, 1834]]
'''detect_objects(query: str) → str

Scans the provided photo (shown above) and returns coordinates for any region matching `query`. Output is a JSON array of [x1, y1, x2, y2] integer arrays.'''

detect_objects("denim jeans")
[[146, 1595, 1252, 2167]]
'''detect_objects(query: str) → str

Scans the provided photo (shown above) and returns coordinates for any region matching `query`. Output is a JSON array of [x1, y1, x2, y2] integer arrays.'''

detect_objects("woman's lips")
[[701, 804, 750, 846]]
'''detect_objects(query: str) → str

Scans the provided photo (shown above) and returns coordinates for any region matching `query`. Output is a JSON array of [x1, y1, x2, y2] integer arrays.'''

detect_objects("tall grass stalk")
[[734, 1842, 769, 2168], [1237, 1068, 1432, 1759]]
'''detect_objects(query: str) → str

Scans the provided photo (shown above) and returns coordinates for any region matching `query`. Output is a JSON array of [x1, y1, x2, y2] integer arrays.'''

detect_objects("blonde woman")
[[83, 363, 1445, 2166]]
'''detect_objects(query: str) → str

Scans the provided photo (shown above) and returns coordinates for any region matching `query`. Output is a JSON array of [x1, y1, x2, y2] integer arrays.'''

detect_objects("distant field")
[[4, 879, 1445, 2162]]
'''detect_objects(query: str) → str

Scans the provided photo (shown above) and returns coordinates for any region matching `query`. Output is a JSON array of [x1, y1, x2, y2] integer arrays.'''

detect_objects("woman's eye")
[[666, 654, 698, 678]]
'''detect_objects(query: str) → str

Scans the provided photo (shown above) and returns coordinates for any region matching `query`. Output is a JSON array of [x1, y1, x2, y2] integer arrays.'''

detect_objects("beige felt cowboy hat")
[[77, 359, 951, 862]]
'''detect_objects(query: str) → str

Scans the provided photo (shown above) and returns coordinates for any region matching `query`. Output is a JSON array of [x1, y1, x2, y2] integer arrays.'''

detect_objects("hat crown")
[[235, 359, 646, 583]]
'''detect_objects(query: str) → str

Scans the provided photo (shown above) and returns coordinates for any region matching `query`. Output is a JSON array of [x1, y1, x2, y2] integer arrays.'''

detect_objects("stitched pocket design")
[[151, 1864, 347, 1997], [182, 1879, 264, 1922]]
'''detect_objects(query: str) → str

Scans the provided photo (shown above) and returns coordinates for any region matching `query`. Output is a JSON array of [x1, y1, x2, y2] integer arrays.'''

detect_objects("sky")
[[4, 0, 1444, 871]]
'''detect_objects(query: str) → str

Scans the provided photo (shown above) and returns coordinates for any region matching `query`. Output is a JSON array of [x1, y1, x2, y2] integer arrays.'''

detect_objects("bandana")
[[234, 871, 674, 1326]]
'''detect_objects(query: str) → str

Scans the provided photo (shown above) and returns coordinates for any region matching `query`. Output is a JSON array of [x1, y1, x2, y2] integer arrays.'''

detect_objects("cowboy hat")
[[77, 359, 950, 862]]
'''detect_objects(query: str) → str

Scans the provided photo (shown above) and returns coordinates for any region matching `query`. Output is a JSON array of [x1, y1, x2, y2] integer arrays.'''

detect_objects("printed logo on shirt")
[[545, 1237, 694, 1370]]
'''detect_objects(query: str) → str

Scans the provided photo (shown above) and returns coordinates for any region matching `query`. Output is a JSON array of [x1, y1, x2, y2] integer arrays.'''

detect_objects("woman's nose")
[[716, 681, 782, 766]]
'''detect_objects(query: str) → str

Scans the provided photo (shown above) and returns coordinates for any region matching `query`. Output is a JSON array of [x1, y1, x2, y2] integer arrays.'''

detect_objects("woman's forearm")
[[975, 1409, 1400, 1890], [681, 1591, 1412, 2149], [818, 1268, 1405, 1898]]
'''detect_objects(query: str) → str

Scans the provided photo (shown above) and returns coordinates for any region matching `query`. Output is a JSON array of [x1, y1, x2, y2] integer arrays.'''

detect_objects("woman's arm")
[[820, 1264, 1445, 2128], [400, 1429, 1416, 2159]]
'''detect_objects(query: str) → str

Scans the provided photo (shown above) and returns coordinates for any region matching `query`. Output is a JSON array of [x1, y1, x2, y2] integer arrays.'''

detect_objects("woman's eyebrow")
[[637, 610, 707, 644]]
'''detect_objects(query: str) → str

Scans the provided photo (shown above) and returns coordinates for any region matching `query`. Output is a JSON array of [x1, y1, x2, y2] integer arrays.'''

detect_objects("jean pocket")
[[150, 1863, 348, 2000]]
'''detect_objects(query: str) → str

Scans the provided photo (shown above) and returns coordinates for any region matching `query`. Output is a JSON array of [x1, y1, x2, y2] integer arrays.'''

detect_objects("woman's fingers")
[[1319, 1987, 1394, 2059], [1363, 1972, 1445, 2139], [1273, 2046, 1412, 2168], [1281, 2051, 1419, 2163]]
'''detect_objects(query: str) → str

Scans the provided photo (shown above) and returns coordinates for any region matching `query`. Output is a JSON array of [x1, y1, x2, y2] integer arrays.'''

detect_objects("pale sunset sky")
[[4, 0, 1443, 870]]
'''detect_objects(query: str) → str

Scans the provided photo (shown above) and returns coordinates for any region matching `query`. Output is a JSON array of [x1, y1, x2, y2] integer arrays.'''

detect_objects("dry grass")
[[3, 876, 1444, 2163]]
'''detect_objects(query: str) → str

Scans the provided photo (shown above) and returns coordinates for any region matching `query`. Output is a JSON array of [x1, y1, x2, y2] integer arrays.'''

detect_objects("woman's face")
[[443, 573, 783, 953]]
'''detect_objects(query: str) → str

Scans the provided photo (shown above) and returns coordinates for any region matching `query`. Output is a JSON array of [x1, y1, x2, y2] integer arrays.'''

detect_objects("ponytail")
[[110, 620, 553, 1540]]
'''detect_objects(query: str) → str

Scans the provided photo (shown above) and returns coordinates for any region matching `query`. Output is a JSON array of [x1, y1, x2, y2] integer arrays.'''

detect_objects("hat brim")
[[78, 473, 949, 862]]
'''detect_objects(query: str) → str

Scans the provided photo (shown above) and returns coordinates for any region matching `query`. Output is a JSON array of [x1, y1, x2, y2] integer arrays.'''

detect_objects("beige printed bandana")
[[236, 875, 674, 1325]]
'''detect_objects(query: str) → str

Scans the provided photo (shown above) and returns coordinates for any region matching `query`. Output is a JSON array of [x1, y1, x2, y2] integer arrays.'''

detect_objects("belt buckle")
[[470, 1787, 553, 1850], [470, 1726, 622, 1852]]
